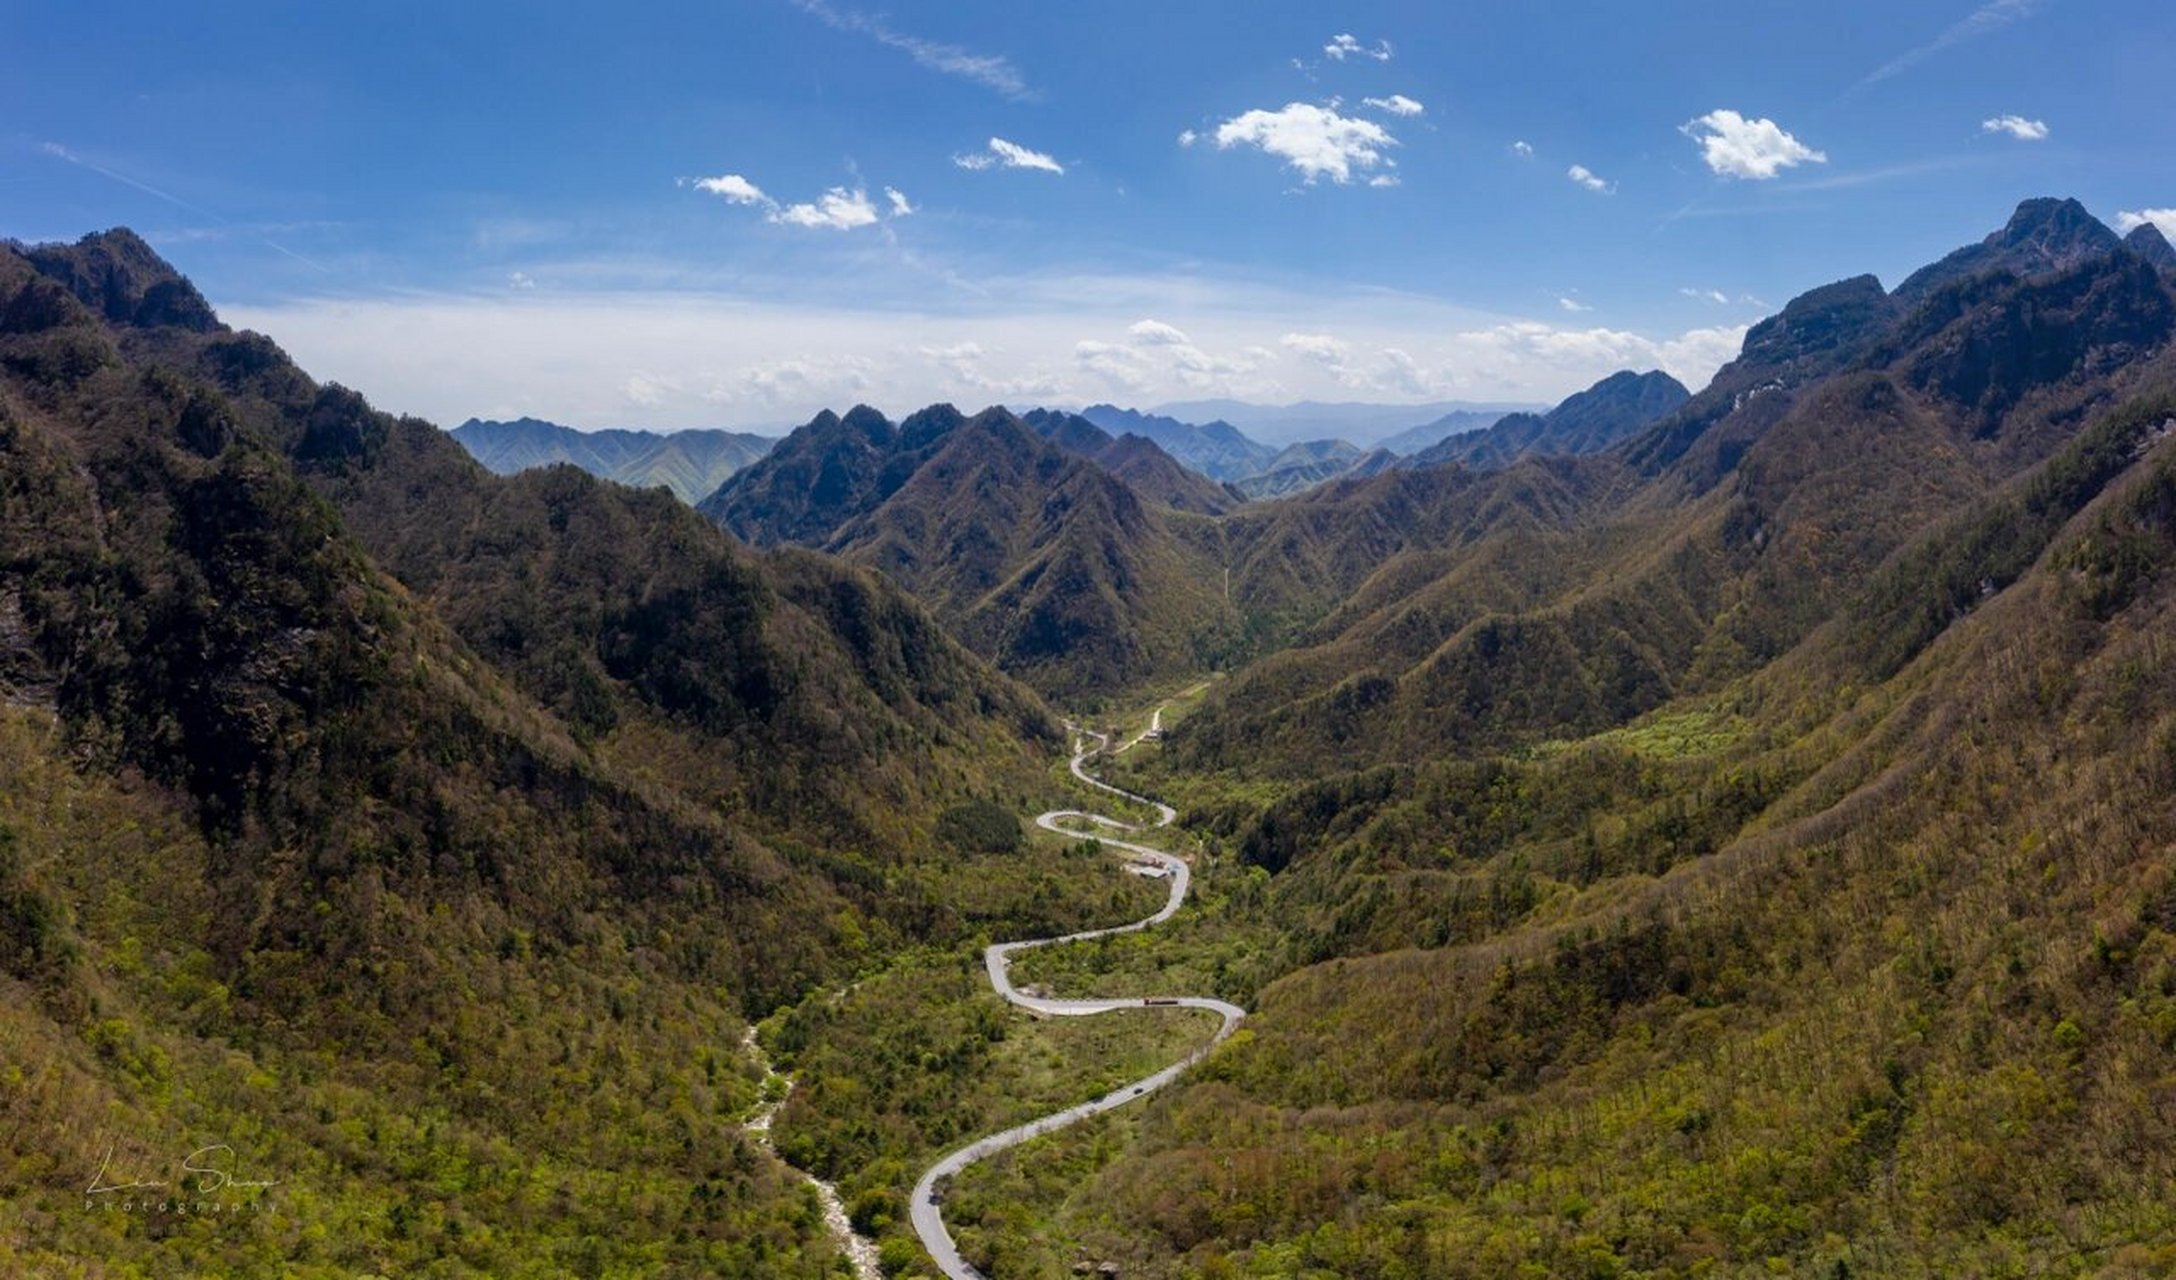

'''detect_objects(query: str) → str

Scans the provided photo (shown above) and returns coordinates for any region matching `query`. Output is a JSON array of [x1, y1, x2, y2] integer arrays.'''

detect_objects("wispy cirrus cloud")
[[789, 0, 1029, 98], [39, 140, 333, 273], [1861, 0, 2042, 86]]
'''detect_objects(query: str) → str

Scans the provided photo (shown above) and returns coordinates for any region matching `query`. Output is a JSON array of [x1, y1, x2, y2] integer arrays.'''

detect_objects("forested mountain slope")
[[940, 198, 2176, 1278], [1061, 379, 2176, 1278], [705, 404, 1242, 697], [0, 229, 1074, 1277], [1173, 200, 2176, 774], [1405, 368, 1690, 471]]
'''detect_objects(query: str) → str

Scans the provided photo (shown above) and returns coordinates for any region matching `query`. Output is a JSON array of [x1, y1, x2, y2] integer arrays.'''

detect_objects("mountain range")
[[1373, 407, 1521, 456], [701, 404, 1241, 697], [450, 415, 775, 503], [1153, 396, 1547, 448], [0, 228, 1079, 1275], [10, 194, 2176, 1276], [1075, 403, 1279, 480], [1403, 368, 1690, 470], [1066, 196, 2176, 1279]]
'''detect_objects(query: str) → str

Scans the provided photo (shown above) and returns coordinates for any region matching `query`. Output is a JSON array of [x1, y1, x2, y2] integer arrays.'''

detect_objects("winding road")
[[909, 713, 1246, 1280]]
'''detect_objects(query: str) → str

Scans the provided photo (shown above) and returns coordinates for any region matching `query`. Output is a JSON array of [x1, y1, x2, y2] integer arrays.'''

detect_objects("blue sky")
[[4, 0, 2171, 428]]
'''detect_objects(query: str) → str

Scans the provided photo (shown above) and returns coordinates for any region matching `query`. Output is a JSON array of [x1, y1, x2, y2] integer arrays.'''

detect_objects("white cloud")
[[1073, 321, 1272, 395], [1980, 114, 2048, 141], [954, 136, 1065, 174], [1323, 33, 1392, 61], [1128, 319, 1192, 346], [1281, 332, 1351, 364], [1680, 287, 1732, 304], [1177, 129, 1199, 148], [1864, 0, 2041, 85], [1280, 332, 1449, 395], [921, 341, 1061, 398], [1656, 326, 1750, 387], [730, 354, 876, 405], [790, 0, 1027, 97], [226, 267, 1749, 431], [2116, 209, 2176, 238], [1558, 296, 1591, 313], [1377, 347, 1432, 397], [622, 371, 683, 407], [1567, 164, 1613, 194], [1454, 321, 1746, 393], [1682, 110, 1827, 180], [772, 187, 881, 231], [1074, 339, 1154, 393], [1511, 140, 1534, 158], [924, 340, 985, 366], [693, 173, 907, 230], [1368, 174, 1401, 189], [693, 174, 771, 205], [1211, 102, 1398, 185], [1362, 94, 1425, 117], [507, 271, 537, 290]]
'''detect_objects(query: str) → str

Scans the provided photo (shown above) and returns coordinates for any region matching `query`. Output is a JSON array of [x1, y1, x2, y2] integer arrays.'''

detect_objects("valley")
[[8, 177, 2176, 1276]]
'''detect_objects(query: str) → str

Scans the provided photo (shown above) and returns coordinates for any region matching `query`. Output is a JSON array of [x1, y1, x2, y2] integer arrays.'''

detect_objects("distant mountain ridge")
[[1019, 408, 1246, 514], [702, 404, 1240, 695], [451, 416, 774, 504], [1375, 409, 1516, 456], [1154, 397, 1546, 447], [1075, 403, 1277, 480], [1233, 438, 1369, 498], [1405, 369, 1690, 471]]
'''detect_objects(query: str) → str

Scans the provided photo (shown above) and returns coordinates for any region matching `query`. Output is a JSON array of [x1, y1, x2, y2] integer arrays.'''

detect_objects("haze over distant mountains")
[[1075, 404, 1278, 481], [451, 416, 775, 504], [1403, 369, 1690, 471], [1154, 397, 1547, 448]]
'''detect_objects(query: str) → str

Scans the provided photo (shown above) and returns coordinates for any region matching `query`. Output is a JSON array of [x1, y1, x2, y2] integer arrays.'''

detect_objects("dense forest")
[[759, 200, 2176, 1276], [0, 229, 1110, 1275]]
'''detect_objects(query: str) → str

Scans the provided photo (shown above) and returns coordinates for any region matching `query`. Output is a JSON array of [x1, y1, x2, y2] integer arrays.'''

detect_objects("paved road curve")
[[908, 715, 1246, 1279]]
